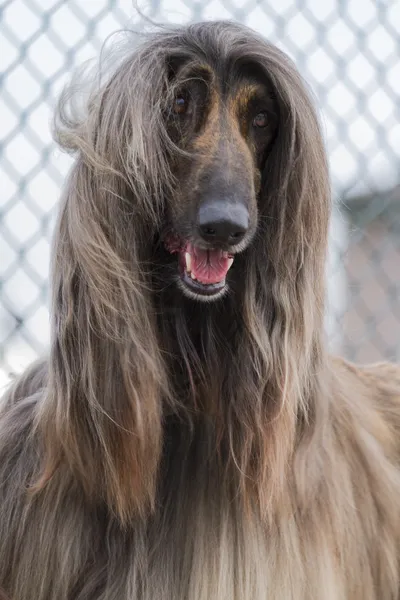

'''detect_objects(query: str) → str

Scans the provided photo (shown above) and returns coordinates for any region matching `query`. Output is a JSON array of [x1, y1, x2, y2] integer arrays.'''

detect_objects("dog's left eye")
[[252, 112, 268, 128], [173, 95, 187, 115]]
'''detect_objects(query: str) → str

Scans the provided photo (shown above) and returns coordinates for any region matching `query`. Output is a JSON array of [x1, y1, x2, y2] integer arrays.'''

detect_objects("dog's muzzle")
[[164, 201, 249, 301]]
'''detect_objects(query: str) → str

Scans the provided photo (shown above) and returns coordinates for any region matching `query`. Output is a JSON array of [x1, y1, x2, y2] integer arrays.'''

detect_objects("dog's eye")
[[253, 112, 268, 128], [173, 95, 187, 115]]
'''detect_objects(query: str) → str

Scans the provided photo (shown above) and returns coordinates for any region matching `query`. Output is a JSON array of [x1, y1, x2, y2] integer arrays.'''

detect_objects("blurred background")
[[0, 0, 399, 389]]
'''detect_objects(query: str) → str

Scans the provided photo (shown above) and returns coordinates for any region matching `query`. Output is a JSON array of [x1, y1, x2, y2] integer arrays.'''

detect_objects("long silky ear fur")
[[33, 36, 178, 524], [219, 33, 331, 516], [253, 41, 331, 408]]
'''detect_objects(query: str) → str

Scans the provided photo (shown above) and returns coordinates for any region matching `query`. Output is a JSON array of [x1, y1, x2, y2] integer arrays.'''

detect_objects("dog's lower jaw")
[[177, 276, 229, 302]]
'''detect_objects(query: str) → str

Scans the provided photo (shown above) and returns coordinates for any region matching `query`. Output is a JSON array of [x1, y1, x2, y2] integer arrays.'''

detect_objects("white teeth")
[[185, 252, 192, 273], [190, 272, 196, 280], [227, 257, 234, 271]]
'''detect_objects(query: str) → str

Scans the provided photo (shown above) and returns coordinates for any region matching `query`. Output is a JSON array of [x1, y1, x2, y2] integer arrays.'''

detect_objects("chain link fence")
[[1, 0, 400, 385]]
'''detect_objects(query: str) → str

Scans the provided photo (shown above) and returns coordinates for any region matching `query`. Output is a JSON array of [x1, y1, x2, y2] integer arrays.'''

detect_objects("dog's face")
[[162, 61, 278, 302]]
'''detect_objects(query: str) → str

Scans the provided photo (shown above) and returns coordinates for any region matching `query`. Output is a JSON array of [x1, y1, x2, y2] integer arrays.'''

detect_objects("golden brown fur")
[[1, 21, 400, 600]]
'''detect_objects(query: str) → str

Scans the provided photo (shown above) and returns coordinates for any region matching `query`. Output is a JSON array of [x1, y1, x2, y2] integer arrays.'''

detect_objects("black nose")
[[197, 201, 249, 245]]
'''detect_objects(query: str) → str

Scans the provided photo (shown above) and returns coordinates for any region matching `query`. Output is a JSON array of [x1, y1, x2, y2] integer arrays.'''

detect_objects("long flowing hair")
[[30, 21, 331, 525]]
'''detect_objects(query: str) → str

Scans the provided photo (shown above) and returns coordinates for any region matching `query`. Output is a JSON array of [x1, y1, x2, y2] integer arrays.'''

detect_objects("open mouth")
[[164, 234, 234, 298]]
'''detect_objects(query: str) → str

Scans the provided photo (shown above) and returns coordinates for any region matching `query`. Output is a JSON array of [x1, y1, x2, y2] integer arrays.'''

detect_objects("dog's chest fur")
[[93, 475, 393, 600], [86, 415, 399, 600], [2, 364, 400, 600]]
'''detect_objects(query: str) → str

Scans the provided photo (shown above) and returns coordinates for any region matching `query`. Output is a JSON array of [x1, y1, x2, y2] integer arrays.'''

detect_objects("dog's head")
[[55, 21, 330, 308], [162, 56, 278, 301]]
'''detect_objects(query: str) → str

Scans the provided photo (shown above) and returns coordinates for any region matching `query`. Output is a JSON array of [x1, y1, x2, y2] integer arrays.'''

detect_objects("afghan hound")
[[1, 20, 400, 600]]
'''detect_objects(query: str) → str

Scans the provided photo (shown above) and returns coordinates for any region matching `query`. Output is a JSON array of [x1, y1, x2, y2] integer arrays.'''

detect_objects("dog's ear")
[[243, 49, 331, 415], [34, 157, 168, 523], [255, 49, 330, 307], [34, 46, 176, 524], [258, 66, 330, 269]]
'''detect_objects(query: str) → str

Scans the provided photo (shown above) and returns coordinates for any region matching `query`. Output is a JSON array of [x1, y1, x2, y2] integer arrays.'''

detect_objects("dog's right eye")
[[173, 95, 187, 115], [252, 111, 268, 128]]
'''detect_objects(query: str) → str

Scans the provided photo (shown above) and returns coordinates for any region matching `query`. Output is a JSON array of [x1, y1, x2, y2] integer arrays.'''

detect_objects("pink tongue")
[[187, 244, 230, 285]]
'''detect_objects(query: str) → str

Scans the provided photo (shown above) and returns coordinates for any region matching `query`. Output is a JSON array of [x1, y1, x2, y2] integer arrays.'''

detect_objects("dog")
[[0, 20, 400, 600]]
